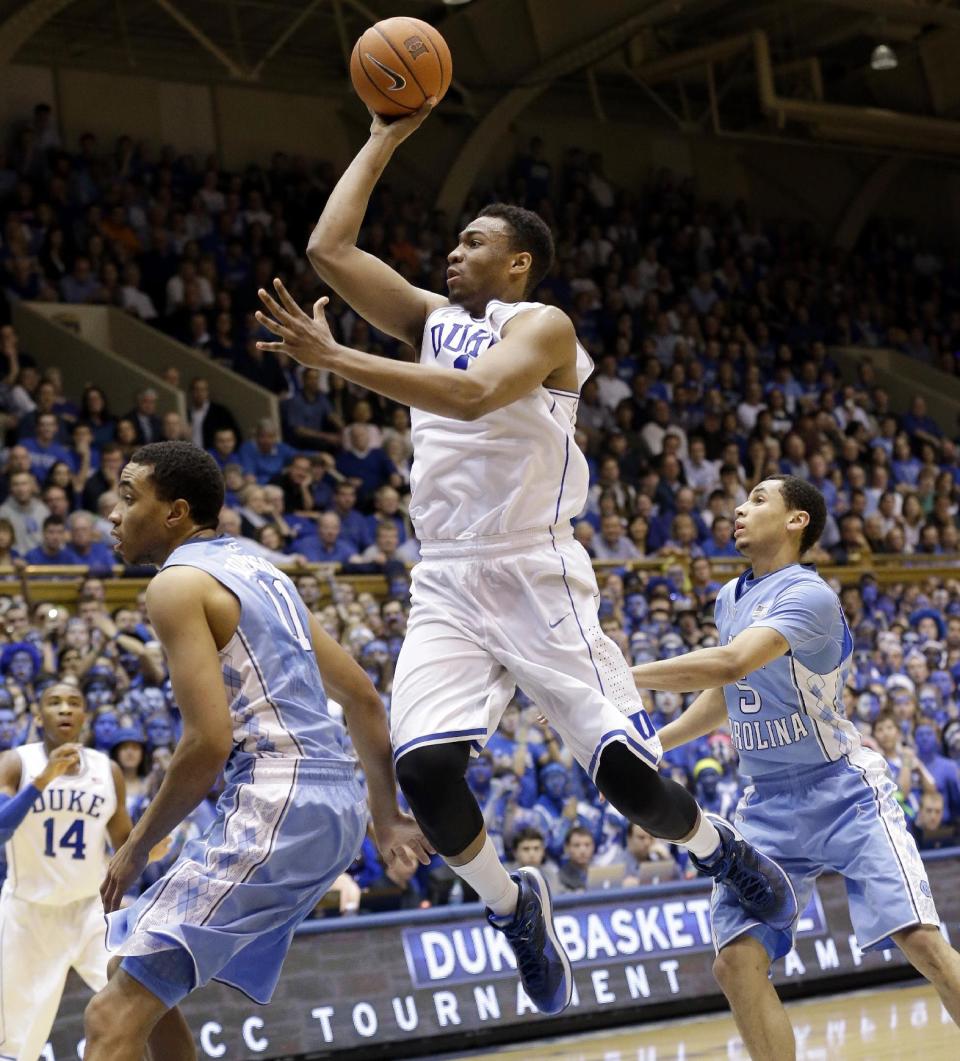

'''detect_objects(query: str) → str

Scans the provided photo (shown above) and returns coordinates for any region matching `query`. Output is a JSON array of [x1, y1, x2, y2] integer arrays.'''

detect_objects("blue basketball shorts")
[[711, 749, 940, 962], [107, 759, 367, 1007]]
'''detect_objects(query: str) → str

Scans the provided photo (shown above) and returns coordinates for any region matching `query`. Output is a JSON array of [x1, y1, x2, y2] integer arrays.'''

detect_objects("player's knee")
[[713, 941, 767, 994], [396, 742, 471, 809], [595, 743, 698, 840], [83, 989, 117, 1044]]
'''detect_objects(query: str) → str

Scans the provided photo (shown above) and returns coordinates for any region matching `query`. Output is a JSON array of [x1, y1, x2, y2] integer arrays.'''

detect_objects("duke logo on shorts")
[[106, 537, 367, 1007], [392, 299, 660, 778], [711, 563, 939, 960]]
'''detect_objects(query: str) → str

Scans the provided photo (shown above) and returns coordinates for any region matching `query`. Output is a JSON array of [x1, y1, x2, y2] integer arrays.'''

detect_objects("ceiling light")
[[870, 44, 898, 71]]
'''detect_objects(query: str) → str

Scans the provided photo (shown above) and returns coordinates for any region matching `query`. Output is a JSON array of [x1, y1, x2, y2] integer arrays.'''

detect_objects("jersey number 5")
[[43, 817, 87, 860], [736, 683, 762, 714]]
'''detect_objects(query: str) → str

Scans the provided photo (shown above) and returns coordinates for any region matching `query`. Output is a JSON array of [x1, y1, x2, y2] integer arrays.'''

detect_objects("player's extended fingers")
[[312, 295, 330, 320], [256, 286, 297, 327], [254, 308, 294, 339], [255, 340, 289, 354], [272, 277, 307, 318]]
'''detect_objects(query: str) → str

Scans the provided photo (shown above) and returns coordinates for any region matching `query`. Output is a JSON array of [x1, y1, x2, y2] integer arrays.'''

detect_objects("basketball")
[[350, 17, 452, 118]]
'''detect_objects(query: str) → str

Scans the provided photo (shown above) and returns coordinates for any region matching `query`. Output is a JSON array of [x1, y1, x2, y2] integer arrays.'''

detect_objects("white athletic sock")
[[682, 813, 722, 860], [451, 835, 520, 917]]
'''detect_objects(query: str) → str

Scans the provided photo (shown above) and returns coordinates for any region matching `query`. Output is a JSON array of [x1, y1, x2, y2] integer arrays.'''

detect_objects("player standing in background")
[[0, 682, 167, 1061], [82, 442, 429, 1061], [255, 101, 797, 1017], [631, 475, 960, 1059]]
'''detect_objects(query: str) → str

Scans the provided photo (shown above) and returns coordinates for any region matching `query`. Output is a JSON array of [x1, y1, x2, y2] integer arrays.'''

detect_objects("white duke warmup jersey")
[[410, 299, 593, 540], [4, 743, 116, 904]]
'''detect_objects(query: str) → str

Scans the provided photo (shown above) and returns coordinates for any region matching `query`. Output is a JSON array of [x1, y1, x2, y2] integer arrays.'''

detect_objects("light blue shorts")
[[712, 749, 939, 962], [108, 759, 367, 1006]]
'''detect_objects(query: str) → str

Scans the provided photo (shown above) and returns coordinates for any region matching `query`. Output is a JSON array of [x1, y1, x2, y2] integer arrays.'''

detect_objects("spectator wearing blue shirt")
[[701, 516, 739, 558], [21, 412, 73, 480], [363, 485, 409, 546], [485, 702, 552, 809], [331, 480, 371, 552], [238, 419, 299, 484], [59, 256, 102, 304], [298, 512, 357, 565], [532, 762, 579, 862], [206, 426, 240, 470], [66, 511, 115, 574], [25, 515, 76, 564], [902, 396, 943, 446], [914, 722, 960, 823], [335, 423, 397, 502], [892, 434, 922, 487], [281, 368, 342, 451]]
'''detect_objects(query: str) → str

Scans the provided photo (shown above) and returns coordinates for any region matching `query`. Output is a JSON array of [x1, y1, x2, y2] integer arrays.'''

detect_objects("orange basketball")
[[350, 17, 452, 118]]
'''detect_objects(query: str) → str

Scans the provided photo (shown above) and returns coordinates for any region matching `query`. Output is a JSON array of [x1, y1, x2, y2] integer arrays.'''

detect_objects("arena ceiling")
[[2, 0, 960, 153]]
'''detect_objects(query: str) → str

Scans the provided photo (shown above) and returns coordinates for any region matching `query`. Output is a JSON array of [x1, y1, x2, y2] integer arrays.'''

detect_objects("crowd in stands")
[[0, 105, 959, 911]]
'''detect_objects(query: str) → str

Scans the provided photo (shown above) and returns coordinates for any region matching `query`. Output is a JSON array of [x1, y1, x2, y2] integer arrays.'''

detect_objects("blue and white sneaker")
[[690, 813, 799, 932], [486, 867, 573, 1015]]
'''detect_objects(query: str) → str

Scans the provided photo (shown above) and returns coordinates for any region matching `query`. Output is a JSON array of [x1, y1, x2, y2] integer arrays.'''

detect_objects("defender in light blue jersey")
[[82, 442, 430, 1061], [632, 476, 960, 1059]]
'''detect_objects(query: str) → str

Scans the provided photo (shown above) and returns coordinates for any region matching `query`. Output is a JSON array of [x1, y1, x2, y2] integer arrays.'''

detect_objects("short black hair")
[[478, 203, 555, 296], [764, 474, 827, 554], [43, 515, 65, 529], [511, 826, 545, 851], [130, 441, 224, 529]]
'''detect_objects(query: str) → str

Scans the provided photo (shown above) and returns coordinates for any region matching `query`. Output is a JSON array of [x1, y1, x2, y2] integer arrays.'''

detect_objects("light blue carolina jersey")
[[162, 536, 351, 781], [715, 562, 859, 779]]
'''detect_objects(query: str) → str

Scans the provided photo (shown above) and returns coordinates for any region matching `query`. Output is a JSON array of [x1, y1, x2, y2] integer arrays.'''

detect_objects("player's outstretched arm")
[[306, 103, 446, 347], [257, 284, 574, 420], [101, 568, 233, 911], [307, 612, 432, 868], [632, 626, 790, 693], [657, 687, 729, 753]]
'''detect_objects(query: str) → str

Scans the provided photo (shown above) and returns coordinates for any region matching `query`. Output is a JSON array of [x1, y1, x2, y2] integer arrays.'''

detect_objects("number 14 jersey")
[[4, 743, 116, 904]]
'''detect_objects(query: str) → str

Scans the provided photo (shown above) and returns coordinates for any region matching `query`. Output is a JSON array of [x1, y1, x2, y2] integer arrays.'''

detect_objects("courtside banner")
[[51, 852, 960, 1059]]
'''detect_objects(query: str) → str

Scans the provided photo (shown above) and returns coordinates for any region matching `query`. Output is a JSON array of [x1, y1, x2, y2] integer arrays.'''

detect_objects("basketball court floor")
[[447, 982, 956, 1060]]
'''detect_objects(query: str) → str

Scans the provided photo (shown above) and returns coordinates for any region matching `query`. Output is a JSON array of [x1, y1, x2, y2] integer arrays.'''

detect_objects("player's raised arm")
[[257, 286, 573, 421], [632, 626, 790, 693], [306, 105, 447, 347], [101, 568, 233, 911], [307, 612, 432, 868], [656, 687, 728, 753]]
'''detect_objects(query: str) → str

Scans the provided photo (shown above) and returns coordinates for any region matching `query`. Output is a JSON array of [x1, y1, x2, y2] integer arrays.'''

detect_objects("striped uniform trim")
[[392, 728, 489, 764]]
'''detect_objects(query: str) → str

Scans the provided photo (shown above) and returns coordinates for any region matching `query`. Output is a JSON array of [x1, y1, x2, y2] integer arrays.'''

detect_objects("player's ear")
[[789, 510, 810, 533], [510, 251, 532, 282], [167, 498, 192, 526]]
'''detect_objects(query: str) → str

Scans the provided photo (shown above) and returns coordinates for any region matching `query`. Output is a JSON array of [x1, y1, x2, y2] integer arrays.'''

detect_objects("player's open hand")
[[256, 278, 336, 368], [101, 840, 149, 913], [368, 97, 437, 145], [36, 743, 82, 789], [374, 811, 434, 870]]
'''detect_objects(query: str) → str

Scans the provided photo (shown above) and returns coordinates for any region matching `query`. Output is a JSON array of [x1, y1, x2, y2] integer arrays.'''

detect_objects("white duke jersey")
[[409, 299, 593, 540], [715, 562, 860, 779], [4, 743, 116, 905], [163, 535, 354, 784]]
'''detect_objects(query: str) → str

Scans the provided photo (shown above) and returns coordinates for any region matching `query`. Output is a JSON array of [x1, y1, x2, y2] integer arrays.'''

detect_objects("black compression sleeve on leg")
[[594, 741, 700, 841], [395, 741, 485, 857]]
